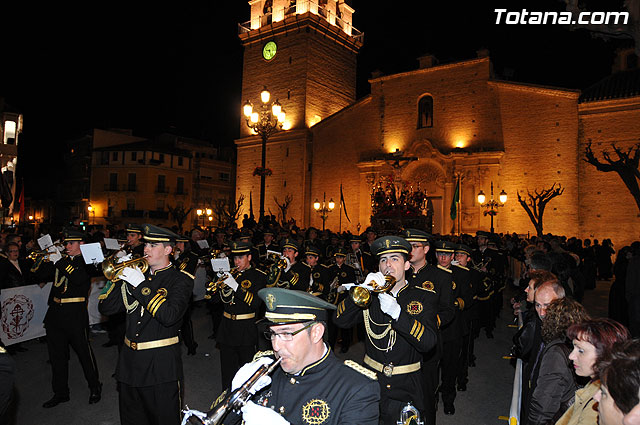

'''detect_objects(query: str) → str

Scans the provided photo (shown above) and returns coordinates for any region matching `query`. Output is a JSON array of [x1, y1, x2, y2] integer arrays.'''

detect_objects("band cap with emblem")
[[434, 240, 457, 253], [258, 287, 337, 324], [62, 229, 87, 243], [455, 243, 472, 256], [175, 235, 189, 243], [402, 228, 432, 244], [231, 240, 252, 255], [333, 246, 348, 257], [126, 223, 144, 234], [142, 224, 180, 243], [281, 238, 299, 252], [305, 245, 321, 257], [370, 235, 412, 257]]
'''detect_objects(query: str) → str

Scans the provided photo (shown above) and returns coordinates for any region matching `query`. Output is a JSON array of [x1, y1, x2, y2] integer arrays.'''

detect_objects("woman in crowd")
[[555, 319, 630, 425], [594, 339, 640, 425], [527, 297, 590, 425]]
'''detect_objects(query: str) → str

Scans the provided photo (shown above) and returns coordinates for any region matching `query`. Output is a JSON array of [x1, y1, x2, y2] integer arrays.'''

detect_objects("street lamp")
[[313, 192, 335, 231], [243, 86, 286, 222], [87, 204, 95, 225], [477, 181, 507, 234], [196, 207, 213, 227]]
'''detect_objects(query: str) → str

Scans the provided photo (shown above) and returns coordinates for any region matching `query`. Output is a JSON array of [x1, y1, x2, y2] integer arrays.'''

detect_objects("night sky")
[[0, 0, 631, 199]]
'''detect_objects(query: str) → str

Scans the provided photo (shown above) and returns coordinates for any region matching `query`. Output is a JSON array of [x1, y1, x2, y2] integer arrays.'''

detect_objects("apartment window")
[[112, 151, 119, 161], [128, 173, 136, 191], [109, 173, 118, 191], [157, 175, 166, 193], [176, 177, 184, 194], [159, 153, 165, 163], [219, 172, 230, 182], [101, 151, 109, 165], [178, 157, 183, 166], [131, 152, 137, 161]]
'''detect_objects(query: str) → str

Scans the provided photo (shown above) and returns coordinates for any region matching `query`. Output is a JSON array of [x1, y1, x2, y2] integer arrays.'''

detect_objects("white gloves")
[[364, 272, 386, 290], [224, 274, 239, 292], [49, 250, 62, 264], [120, 266, 146, 287], [231, 357, 273, 393], [337, 285, 347, 293], [117, 253, 132, 263], [241, 401, 290, 425], [378, 292, 401, 320]]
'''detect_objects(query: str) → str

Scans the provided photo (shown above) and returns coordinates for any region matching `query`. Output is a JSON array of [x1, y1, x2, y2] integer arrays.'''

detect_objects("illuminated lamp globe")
[[313, 199, 321, 211], [328, 199, 335, 210], [499, 190, 508, 204], [477, 191, 486, 205], [243, 101, 253, 117], [272, 100, 281, 116], [260, 87, 271, 104]]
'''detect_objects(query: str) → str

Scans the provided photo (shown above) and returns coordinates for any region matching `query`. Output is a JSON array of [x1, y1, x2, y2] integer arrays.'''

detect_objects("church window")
[[417, 95, 433, 129]]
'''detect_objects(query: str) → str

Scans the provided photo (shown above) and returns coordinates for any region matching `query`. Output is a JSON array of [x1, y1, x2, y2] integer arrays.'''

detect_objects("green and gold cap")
[[126, 223, 144, 234], [231, 240, 252, 255], [62, 229, 86, 243], [402, 228, 431, 244], [434, 240, 456, 253], [142, 224, 179, 243], [258, 288, 336, 324], [370, 236, 412, 257], [455, 243, 472, 256]]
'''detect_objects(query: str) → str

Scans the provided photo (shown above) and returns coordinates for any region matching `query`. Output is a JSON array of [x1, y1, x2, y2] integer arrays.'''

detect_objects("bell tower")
[[236, 0, 363, 225]]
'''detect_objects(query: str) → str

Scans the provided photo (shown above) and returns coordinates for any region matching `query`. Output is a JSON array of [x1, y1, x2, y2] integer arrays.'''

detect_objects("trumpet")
[[349, 273, 397, 308], [102, 256, 149, 282], [27, 246, 67, 262], [183, 357, 282, 425], [204, 267, 240, 299]]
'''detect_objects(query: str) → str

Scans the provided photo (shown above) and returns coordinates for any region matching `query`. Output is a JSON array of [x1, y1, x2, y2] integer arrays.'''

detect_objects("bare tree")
[[585, 142, 640, 212], [274, 194, 293, 226], [517, 183, 565, 237], [213, 195, 245, 227], [167, 204, 193, 233]]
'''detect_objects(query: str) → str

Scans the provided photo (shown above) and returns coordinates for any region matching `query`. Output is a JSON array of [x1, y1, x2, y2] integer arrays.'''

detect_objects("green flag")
[[450, 177, 460, 220]]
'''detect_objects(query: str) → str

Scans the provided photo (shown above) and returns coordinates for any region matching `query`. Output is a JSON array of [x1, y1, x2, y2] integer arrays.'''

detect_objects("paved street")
[[10, 282, 610, 425]]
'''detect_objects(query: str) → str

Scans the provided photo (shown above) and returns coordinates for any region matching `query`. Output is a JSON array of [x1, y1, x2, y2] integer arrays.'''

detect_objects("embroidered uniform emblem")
[[241, 279, 251, 289], [157, 288, 168, 296], [141, 287, 151, 296], [422, 281, 435, 293], [452, 281, 456, 290], [266, 293, 276, 311], [407, 301, 423, 315], [313, 272, 320, 279], [302, 399, 330, 424], [340, 271, 347, 278]]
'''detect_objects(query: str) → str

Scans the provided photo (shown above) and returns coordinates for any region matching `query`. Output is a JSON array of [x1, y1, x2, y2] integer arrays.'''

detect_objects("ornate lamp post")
[[243, 87, 286, 222], [477, 181, 507, 234], [313, 192, 335, 231], [196, 207, 213, 227]]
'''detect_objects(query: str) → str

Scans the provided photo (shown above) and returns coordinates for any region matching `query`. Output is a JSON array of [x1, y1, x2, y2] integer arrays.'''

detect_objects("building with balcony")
[[0, 99, 22, 226]]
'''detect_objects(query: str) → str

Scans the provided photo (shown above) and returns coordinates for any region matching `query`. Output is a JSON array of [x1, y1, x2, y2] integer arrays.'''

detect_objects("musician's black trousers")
[[119, 380, 181, 425], [46, 323, 100, 397], [219, 343, 255, 390]]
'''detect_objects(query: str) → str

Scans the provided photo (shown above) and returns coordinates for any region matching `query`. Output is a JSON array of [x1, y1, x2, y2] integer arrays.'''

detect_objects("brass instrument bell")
[[204, 267, 240, 299], [397, 402, 423, 425], [102, 256, 149, 282], [349, 274, 397, 308]]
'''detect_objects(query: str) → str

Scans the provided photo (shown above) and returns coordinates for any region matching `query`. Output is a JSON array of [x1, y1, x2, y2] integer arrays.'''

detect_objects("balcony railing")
[[121, 209, 144, 218], [103, 184, 138, 192], [238, 0, 363, 42]]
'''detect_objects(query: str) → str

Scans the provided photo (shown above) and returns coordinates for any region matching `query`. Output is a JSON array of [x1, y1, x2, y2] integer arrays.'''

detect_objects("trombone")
[[102, 256, 149, 282]]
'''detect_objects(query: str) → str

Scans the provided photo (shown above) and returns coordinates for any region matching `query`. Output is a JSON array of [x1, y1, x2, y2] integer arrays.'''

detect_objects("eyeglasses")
[[264, 322, 315, 341]]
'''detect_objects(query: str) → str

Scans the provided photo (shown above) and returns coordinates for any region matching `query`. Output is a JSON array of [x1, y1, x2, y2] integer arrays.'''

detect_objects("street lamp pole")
[[243, 87, 286, 222], [477, 181, 507, 234], [313, 192, 335, 231]]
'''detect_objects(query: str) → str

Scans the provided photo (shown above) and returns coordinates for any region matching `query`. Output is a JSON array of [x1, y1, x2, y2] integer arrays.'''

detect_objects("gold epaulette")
[[252, 350, 274, 362], [180, 270, 195, 280], [455, 264, 469, 271], [256, 268, 267, 275], [437, 265, 452, 273], [321, 264, 330, 268], [344, 360, 377, 380]]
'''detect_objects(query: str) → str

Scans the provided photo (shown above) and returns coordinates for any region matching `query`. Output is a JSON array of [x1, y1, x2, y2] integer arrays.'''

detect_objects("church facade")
[[235, 1, 640, 247]]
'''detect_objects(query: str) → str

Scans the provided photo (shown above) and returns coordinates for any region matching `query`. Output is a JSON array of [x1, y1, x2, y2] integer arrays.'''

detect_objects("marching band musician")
[[402, 229, 453, 425], [211, 240, 267, 389], [217, 288, 380, 425], [98, 224, 193, 425], [472, 230, 497, 338], [347, 236, 373, 283], [433, 240, 473, 416], [274, 239, 311, 291], [172, 236, 199, 356], [327, 247, 357, 352], [334, 236, 438, 424], [304, 245, 331, 299], [125, 223, 145, 258], [256, 228, 277, 265], [34, 229, 102, 408]]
